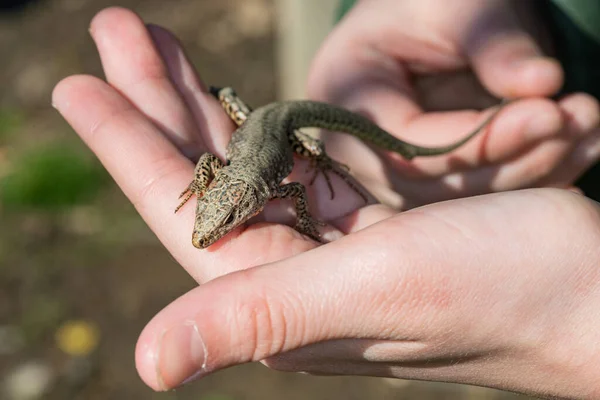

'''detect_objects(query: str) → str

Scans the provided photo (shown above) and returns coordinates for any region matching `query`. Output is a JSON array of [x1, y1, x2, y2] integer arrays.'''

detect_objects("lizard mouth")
[[192, 231, 217, 249], [191, 213, 238, 249]]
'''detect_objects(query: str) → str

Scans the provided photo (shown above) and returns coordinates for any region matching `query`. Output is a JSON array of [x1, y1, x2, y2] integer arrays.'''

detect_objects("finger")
[[419, 94, 600, 199], [536, 93, 600, 188], [146, 24, 208, 94], [307, 2, 419, 117], [52, 75, 199, 252], [439, 138, 570, 200], [392, 98, 565, 176], [462, 1, 563, 98], [547, 134, 600, 189], [135, 228, 426, 390], [147, 24, 235, 156], [393, 134, 571, 208], [89, 7, 209, 157], [380, 94, 597, 205]]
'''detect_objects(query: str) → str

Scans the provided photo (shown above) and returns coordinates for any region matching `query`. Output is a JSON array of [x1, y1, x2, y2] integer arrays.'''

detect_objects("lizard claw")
[[174, 182, 203, 213], [336, 161, 350, 172], [174, 190, 193, 213], [306, 156, 336, 198], [295, 213, 326, 243], [178, 187, 190, 199], [306, 155, 368, 203], [297, 222, 323, 243]]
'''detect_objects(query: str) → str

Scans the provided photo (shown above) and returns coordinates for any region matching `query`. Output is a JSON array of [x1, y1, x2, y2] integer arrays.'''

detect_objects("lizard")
[[175, 86, 509, 249]]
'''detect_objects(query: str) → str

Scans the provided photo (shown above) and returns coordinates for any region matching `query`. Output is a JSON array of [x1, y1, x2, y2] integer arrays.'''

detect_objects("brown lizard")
[[176, 87, 509, 248]]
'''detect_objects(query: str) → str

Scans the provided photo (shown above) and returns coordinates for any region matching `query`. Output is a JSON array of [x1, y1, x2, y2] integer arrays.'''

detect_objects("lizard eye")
[[224, 214, 235, 225]]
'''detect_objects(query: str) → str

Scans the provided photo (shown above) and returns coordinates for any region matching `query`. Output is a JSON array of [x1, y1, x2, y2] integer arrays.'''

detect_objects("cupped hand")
[[136, 188, 600, 398], [308, 0, 600, 209]]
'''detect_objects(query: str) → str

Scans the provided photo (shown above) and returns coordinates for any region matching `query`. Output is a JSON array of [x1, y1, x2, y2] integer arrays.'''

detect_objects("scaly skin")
[[176, 87, 508, 249]]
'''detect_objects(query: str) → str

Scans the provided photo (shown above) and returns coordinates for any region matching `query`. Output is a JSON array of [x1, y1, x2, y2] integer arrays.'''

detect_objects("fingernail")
[[156, 321, 207, 390]]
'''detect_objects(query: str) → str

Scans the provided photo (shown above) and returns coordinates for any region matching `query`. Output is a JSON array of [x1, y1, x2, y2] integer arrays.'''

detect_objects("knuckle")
[[228, 269, 307, 362]]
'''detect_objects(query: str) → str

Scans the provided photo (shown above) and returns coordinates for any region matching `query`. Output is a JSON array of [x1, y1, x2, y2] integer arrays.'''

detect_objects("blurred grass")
[[1, 143, 108, 212], [200, 394, 236, 400], [0, 109, 23, 143], [20, 294, 67, 344]]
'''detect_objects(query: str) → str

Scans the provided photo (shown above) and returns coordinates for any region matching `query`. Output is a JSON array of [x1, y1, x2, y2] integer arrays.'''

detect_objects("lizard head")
[[191, 175, 263, 249]]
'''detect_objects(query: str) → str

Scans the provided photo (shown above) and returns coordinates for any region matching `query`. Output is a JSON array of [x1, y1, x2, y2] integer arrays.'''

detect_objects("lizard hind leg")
[[292, 130, 369, 203], [174, 153, 224, 213], [272, 182, 325, 242], [307, 155, 369, 202]]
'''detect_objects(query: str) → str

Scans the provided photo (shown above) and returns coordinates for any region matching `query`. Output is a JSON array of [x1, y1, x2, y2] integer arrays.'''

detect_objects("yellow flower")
[[55, 320, 100, 357]]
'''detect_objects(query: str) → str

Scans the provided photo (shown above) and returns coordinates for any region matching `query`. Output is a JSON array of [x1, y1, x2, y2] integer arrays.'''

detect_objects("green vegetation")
[[1, 144, 108, 211], [0, 109, 23, 142]]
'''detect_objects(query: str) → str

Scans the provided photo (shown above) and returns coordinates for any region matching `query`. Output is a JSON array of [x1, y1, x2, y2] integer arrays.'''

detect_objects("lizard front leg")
[[272, 182, 324, 242], [175, 153, 224, 213], [291, 130, 369, 202]]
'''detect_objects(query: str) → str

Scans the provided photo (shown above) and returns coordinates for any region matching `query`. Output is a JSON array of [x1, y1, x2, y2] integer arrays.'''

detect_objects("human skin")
[[51, 3, 600, 398], [139, 188, 600, 399], [307, 0, 600, 209]]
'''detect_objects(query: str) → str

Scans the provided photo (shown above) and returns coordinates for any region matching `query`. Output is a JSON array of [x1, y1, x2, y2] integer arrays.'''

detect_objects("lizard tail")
[[407, 98, 512, 159]]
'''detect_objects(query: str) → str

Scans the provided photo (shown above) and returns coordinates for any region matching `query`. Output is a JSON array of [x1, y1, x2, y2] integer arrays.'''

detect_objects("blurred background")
[[0, 0, 546, 399]]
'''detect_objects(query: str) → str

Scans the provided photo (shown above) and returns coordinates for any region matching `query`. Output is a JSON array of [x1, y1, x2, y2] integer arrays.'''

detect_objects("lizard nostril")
[[192, 232, 205, 249]]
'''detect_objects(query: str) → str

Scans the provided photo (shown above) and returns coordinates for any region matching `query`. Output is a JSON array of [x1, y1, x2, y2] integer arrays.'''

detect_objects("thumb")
[[464, 1, 563, 99], [135, 233, 403, 391]]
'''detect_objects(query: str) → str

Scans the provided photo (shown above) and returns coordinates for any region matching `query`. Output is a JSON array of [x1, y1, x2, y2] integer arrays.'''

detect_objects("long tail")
[[282, 98, 512, 160], [407, 98, 512, 159]]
